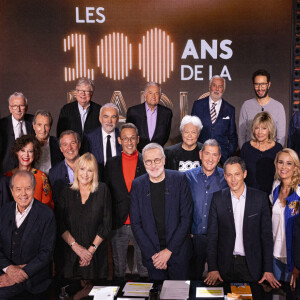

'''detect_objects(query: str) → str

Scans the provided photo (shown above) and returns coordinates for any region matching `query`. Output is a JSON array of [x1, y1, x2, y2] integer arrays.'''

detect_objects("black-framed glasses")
[[144, 158, 163, 166], [120, 136, 137, 143], [76, 89, 93, 95], [253, 83, 268, 88]]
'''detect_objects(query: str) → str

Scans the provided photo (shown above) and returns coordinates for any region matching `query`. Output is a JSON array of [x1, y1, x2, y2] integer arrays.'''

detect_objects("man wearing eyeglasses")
[[0, 92, 34, 173], [56, 77, 101, 139], [238, 69, 286, 148], [104, 123, 148, 282], [130, 143, 193, 280]]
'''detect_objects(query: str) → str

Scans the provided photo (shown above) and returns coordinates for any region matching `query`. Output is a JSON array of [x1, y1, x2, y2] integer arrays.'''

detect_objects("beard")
[[254, 87, 269, 99]]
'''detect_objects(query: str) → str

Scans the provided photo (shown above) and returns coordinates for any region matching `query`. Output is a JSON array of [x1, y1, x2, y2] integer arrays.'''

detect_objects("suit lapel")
[[224, 188, 235, 231], [164, 171, 171, 227], [243, 187, 252, 235], [152, 105, 161, 140], [74, 103, 83, 136], [204, 99, 212, 125], [143, 175, 156, 227], [8, 116, 15, 139], [215, 99, 225, 124], [141, 104, 150, 140], [115, 127, 122, 155], [116, 156, 128, 193]]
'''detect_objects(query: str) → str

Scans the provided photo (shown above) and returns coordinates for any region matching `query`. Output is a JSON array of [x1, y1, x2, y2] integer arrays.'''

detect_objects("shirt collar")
[[209, 96, 222, 107], [15, 198, 34, 215], [230, 183, 247, 200], [12, 115, 23, 128], [102, 128, 116, 139], [77, 102, 90, 112], [199, 165, 219, 178], [145, 102, 157, 113]]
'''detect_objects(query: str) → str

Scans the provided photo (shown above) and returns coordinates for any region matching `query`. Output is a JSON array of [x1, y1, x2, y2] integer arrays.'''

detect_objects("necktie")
[[210, 102, 217, 124], [106, 135, 112, 160], [19, 121, 24, 137]]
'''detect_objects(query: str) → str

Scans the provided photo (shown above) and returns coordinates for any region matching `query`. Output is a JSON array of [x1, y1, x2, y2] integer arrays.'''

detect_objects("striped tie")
[[210, 102, 217, 124]]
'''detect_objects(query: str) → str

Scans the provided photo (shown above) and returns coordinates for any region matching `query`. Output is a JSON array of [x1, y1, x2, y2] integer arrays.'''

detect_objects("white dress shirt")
[[209, 97, 222, 119], [12, 115, 27, 139], [102, 129, 116, 165]]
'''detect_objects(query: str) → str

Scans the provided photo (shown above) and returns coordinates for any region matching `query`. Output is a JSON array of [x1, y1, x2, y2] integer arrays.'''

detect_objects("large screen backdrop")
[[0, 0, 292, 143]]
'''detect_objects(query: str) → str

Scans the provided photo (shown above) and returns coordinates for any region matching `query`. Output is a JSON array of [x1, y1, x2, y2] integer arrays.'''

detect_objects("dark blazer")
[[49, 136, 64, 168], [104, 152, 146, 230], [130, 170, 193, 269], [126, 103, 173, 152], [0, 199, 56, 294], [207, 186, 273, 281], [164, 142, 203, 170], [0, 114, 34, 174], [191, 97, 237, 163], [293, 215, 300, 270], [0, 175, 12, 208], [56, 100, 101, 138]]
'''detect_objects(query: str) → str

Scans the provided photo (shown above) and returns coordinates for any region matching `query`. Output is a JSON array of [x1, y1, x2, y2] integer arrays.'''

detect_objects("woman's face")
[[276, 152, 297, 181], [182, 123, 199, 148], [17, 142, 34, 168], [77, 165, 94, 186], [254, 122, 269, 143]]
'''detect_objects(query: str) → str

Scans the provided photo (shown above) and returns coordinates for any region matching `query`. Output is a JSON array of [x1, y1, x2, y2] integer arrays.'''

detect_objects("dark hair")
[[223, 156, 246, 173], [252, 69, 270, 83], [11, 135, 41, 164], [33, 110, 53, 127], [120, 123, 139, 136]]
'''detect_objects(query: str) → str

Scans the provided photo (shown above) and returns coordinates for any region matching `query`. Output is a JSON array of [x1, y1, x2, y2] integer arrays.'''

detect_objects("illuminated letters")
[[75, 7, 105, 24]]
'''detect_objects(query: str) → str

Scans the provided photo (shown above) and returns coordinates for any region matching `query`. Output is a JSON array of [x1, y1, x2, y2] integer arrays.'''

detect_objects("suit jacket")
[[104, 152, 146, 230], [0, 114, 34, 173], [0, 199, 56, 294], [49, 136, 64, 168], [293, 215, 300, 270], [126, 103, 173, 152], [130, 170, 193, 267], [207, 186, 273, 281], [191, 97, 237, 163], [56, 100, 101, 138], [0, 175, 12, 208]]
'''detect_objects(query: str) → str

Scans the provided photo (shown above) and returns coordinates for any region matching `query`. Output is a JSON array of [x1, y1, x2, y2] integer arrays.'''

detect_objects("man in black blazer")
[[56, 77, 101, 138], [105, 123, 148, 281], [205, 156, 280, 288], [33, 110, 63, 175], [0, 170, 56, 298], [0, 92, 34, 173], [126, 82, 173, 152]]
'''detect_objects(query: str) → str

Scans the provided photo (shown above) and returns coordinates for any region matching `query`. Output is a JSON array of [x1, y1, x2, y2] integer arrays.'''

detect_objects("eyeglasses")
[[10, 105, 26, 110], [253, 83, 268, 88], [120, 136, 137, 143], [144, 158, 163, 166], [76, 89, 93, 95]]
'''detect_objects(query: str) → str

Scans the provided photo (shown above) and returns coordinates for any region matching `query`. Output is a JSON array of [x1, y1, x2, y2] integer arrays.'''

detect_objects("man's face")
[[253, 75, 270, 99], [209, 78, 225, 102], [143, 148, 165, 182], [9, 96, 27, 121], [33, 115, 51, 143], [145, 85, 160, 110], [224, 163, 247, 196], [11, 174, 34, 213], [60, 134, 80, 163], [118, 128, 139, 156], [99, 107, 119, 134], [76, 84, 93, 108], [200, 145, 221, 176]]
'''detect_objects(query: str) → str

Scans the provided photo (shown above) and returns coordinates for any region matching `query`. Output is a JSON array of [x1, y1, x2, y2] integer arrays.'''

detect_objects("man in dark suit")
[[0, 92, 34, 173], [126, 82, 173, 152], [0, 170, 56, 299], [191, 76, 237, 164], [130, 143, 193, 280], [33, 110, 63, 175], [205, 156, 280, 288], [85, 103, 122, 177], [105, 123, 148, 281], [56, 77, 101, 138]]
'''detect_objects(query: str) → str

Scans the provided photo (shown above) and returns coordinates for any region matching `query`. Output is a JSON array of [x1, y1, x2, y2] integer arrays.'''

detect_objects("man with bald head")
[[0, 170, 56, 299]]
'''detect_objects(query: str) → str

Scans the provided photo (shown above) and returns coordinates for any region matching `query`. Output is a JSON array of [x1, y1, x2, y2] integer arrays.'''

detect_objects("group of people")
[[0, 70, 300, 299]]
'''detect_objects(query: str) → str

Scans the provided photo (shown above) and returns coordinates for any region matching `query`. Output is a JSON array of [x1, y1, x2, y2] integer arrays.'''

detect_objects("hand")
[[79, 258, 91, 267], [0, 274, 15, 287], [152, 249, 172, 269], [204, 271, 223, 286], [72, 243, 93, 264], [6, 265, 28, 284], [258, 272, 281, 288], [291, 267, 300, 289]]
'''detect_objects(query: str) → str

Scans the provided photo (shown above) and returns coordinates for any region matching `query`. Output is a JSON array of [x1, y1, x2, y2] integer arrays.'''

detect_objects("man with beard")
[[238, 69, 286, 148]]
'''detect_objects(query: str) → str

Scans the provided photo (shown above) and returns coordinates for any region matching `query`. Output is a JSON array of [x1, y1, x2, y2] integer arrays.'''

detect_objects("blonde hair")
[[274, 148, 300, 190], [71, 153, 99, 192], [251, 111, 276, 143]]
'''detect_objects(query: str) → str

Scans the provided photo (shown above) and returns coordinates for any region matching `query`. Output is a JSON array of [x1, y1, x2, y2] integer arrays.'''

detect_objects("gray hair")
[[180, 115, 203, 135], [100, 103, 119, 116], [209, 75, 226, 90], [223, 156, 246, 173], [59, 130, 81, 147], [142, 143, 165, 159], [144, 82, 162, 95], [120, 123, 139, 136], [33, 110, 53, 127], [76, 77, 95, 92], [8, 92, 28, 105], [10, 170, 36, 190], [201, 139, 221, 155]]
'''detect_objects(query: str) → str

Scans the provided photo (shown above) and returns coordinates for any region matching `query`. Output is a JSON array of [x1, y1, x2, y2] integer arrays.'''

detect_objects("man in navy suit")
[[191, 76, 237, 164], [0, 170, 56, 299], [0, 92, 34, 173], [205, 156, 280, 288], [130, 143, 193, 280]]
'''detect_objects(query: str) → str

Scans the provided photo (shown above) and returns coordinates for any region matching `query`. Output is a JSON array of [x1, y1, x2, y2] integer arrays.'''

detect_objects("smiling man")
[[238, 69, 286, 148], [130, 143, 193, 280]]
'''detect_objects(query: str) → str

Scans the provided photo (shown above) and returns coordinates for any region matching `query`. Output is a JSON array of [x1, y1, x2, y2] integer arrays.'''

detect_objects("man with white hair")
[[130, 143, 193, 280], [191, 75, 237, 164], [0, 92, 34, 173]]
